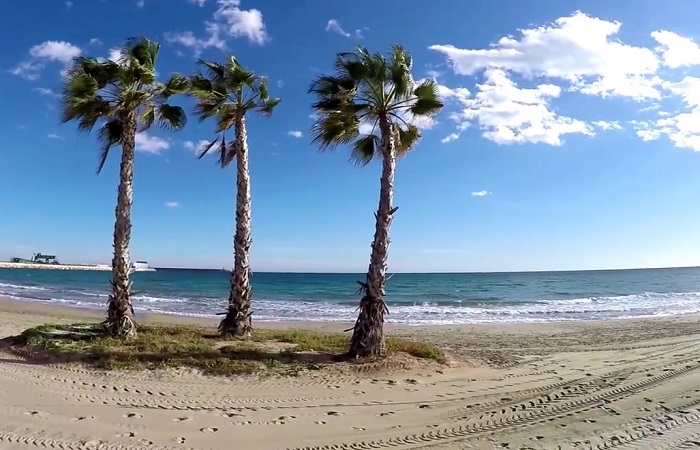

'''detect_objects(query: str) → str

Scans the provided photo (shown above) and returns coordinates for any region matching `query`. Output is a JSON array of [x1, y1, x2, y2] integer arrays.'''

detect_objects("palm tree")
[[60, 37, 187, 338], [309, 46, 443, 358], [188, 56, 281, 338]]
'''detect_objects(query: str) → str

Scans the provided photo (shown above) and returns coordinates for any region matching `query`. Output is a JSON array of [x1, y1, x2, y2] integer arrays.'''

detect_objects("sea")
[[1, 267, 700, 325]]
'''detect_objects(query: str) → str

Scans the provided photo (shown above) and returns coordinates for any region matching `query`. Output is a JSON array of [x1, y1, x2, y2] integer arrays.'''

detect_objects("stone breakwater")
[[0, 262, 110, 271]]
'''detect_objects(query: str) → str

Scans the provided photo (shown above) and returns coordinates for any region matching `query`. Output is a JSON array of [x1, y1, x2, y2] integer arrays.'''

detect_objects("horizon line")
[[153, 265, 700, 274]]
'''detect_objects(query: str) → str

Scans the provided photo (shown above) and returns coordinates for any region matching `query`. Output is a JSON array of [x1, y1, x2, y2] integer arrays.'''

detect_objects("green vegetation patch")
[[3, 323, 446, 376]]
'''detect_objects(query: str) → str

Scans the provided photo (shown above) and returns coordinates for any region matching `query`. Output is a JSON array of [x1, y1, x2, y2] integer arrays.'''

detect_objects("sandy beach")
[[0, 298, 699, 449]]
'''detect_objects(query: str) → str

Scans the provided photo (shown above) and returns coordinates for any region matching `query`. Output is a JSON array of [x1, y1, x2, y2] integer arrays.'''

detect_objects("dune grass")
[[4, 323, 446, 376]]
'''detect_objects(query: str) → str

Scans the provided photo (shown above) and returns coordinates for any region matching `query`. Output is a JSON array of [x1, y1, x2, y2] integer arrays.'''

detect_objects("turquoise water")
[[2, 267, 700, 324]]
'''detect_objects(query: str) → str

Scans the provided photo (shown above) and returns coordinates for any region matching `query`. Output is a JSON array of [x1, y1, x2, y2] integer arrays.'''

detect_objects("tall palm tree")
[[309, 46, 444, 358], [60, 37, 187, 338], [188, 56, 281, 338]]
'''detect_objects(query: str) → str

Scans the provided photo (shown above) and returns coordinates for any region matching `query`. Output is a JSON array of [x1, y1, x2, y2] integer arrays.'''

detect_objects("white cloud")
[[575, 74, 664, 101], [471, 190, 491, 197], [651, 30, 700, 68], [633, 76, 700, 152], [450, 69, 593, 146], [287, 130, 303, 138], [32, 87, 58, 98], [47, 133, 62, 139], [165, 201, 181, 208], [11, 41, 81, 80], [430, 12, 660, 100], [189, 0, 206, 5], [214, 0, 267, 45], [441, 133, 460, 143], [666, 76, 700, 107], [355, 27, 369, 39], [166, 0, 265, 53], [29, 41, 81, 64], [276, 79, 284, 88], [135, 132, 169, 154], [592, 120, 623, 131], [183, 139, 214, 155], [65, 1, 73, 8], [165, 26, 225, 55], [325, 19, 350, 37], [89, 38, 103, 46], [106, 48, 123, 62]]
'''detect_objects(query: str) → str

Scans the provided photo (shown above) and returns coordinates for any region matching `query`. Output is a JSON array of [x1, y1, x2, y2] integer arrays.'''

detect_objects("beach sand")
[[0, 297, 699, 449]]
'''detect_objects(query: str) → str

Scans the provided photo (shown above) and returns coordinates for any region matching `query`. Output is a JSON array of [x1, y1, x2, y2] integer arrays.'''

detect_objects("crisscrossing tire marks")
[[0, 432, 181, 450], [286, 361, 700, 450]]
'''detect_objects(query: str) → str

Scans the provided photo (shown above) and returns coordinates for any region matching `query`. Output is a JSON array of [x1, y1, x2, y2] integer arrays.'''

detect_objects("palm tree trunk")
[[104, 112, 137, 338], [219, 115, 253, 338], [347, 117, 396, 358]]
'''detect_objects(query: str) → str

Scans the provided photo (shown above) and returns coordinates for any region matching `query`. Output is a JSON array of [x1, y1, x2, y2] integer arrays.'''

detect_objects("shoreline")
[[2, 294, 699, 333], [0, 261, 110, 271]]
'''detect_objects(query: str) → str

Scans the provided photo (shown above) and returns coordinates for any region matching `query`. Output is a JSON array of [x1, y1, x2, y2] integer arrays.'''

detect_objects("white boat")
[[130, 261, 156, 272]]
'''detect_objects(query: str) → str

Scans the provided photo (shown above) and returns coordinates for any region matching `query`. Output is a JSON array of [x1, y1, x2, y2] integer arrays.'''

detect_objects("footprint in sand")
[[223, 412, 245, 418], [378, 411, 395, 417], [418, 404, 434, 409], [176, 437, 186, 444], [173, 417, 192, 422], [71, 416, 91, 421], [315, 420, 327, 425], [116, 432, 136, 438], [24, 411, 40, 416], [352, 426, 366, 431], [326, 411, 344, 416], [200, 427, 218, 433], [123, 412, 142, 419]]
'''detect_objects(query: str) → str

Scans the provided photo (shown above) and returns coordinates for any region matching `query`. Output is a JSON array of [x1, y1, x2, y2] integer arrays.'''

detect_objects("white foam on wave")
[[3, 278, 700, 324], [0, 282, 48, 291]]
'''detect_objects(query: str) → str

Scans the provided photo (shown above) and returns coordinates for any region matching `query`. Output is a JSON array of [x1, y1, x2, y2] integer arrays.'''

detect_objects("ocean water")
[[1, 267, 700, 324]]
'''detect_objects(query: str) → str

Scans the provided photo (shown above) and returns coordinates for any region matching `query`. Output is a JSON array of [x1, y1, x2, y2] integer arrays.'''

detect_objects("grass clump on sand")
[[3, 323, 446, 376]]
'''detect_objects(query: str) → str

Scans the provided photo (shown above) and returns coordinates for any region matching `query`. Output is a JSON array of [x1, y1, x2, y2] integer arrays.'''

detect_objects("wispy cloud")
[[325, 19, 350, 37], [47, 133, 62, 139], [183, 139, 214, 155], [441, 133, 460, 144], [165, 201, 181, 208], [166, 0, 268, 54], [471, 190, 491, 197], [11, 40, 81, 80], [32, 87, 59, 98], [135, 132, 169, 154], [287, 130, 303, 138]]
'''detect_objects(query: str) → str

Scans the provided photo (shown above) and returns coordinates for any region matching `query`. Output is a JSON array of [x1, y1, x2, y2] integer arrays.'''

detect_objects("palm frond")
[[124, 37, 160, 69], [214, 104, 239, 133], [257, 97, 281, 117], [156, 104, 187, 131], [221, 139, 237, 168], [96, 120, 123, 174], [389, 45, 413, 100], [161, 73, 190, 97], [410, 78, 444, 116], [349, 134, 379, 166], [311, 113, 360, 151], [197, 59, 226, 81], [395, 124, 420, 156], [309, 75, 356, 98], [197, 137, 219, 159], [139, 104, 156, 132]]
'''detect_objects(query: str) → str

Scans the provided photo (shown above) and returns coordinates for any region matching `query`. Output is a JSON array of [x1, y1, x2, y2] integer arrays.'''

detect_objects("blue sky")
[[2, 0, 700, 272]]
